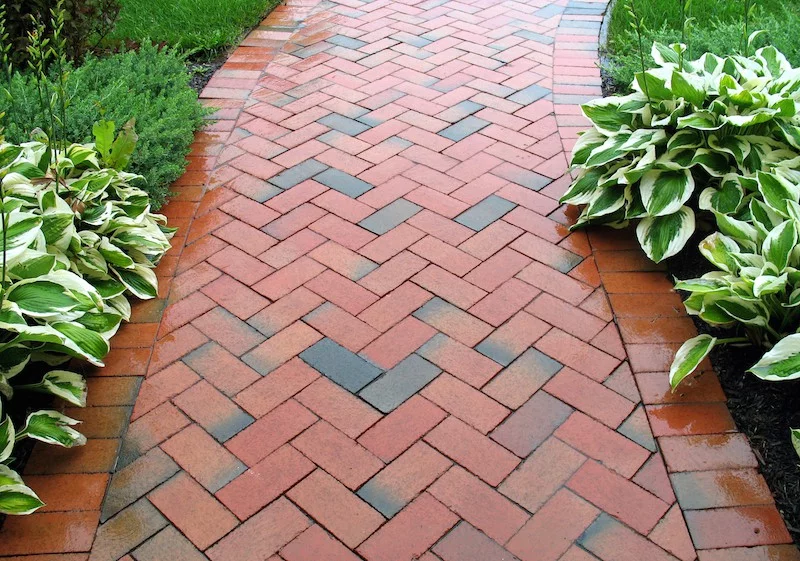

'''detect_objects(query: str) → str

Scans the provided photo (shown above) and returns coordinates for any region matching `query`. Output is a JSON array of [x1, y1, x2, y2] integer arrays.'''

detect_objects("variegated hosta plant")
[[669, 196, 800, 389], [0, 123, 174, 515], [562, 41, 800, 263]]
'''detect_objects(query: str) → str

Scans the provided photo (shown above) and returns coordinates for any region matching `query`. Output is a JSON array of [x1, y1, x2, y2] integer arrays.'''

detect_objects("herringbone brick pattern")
[[0, 0, 795, 559]]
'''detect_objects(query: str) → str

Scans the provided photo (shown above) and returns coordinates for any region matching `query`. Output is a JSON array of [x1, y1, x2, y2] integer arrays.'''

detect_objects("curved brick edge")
[[589, 226, 799, 559]]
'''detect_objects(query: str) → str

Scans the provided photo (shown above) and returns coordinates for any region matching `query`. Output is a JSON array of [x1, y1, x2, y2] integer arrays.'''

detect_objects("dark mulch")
[[186, 52, 227, 94], [666, 236, 800, 544]]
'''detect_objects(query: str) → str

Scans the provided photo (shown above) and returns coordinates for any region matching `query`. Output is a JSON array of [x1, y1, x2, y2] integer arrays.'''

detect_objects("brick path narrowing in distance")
[[4, 0, 797, 558]]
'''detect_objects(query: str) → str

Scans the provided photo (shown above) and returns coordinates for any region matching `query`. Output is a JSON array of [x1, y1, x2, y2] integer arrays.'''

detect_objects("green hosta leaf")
[[640, 169, 694, 216], [671, 70, 706, 106], [0, 465, 23, 486], [698, 179, 743, 214], [585, 133, 633, 167], [76, 312, 123, 340], [9, 251, 57, 280], [757, 171, 800, 216], [714, 213, 761, 245], [0, 146, 23, 170], [107, 119, 139, 171], [652, 42, 680, 66], [571, 129, 607, 166], [635, 71, 673, 100], [20, 370, 87, 407], [670, 334, 717, 390], [753, 273, 788, 297], [0, 416, 14, 463], [620, 129, 667, 152], [723, 109, 778, 128], [674, 277, 728, 295], [51, 323, 109, 366], [708, 136, 751, 167], [716, 298, 767, 326], [114, 263, 159, 300], [691, 149, 730, 177], [776, 121, 800, 151], [636, 206, 695, 263], [677, 110, 721, 130], [0, 484, 45, 515], [792, 429, 800, 459], [749, 334, 800, 381], [6, 281, 86, 317], [667, 130, 704, 152], [763, 220, 798, 271], [1, 212, 43, 265], [750, 198, 783, 235], [581, 99, 634, 133], [19, 411, 86, 447], [699, 232, 739, 273], [92, 120, 115, 162], [98, 238, 135, 269]]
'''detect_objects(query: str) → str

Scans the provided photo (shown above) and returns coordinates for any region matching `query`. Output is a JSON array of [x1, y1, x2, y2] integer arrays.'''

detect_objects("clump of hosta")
[[562, 41, 800, 262], [669, 192, 800, 389], [0, 123, 174, 515]]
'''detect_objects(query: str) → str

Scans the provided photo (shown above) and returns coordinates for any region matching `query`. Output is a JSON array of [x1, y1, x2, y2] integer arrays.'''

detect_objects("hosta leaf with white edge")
[[670, 334, 717, 390], [753, 273, 788, 297], [691, 149, 730, 177], [561, 167, 611, 206], [677, 110, 721, 130], [636, 206, 695, 262], [792, 429, 800, 458], [757, 171, 800, 216], [620, 129, 667, 152], [571, 129, 607, 167], [698, 179, 743, 215], [699, 232, 739, 273], [581, 99, 634, 134], [20, 370, 87, 407], [585, 133, 634, 167], [671, 70, 706, 106], [749, 334, 800, 381], [0, 484, 45, 515], [19, 411, 86, 448], [0, 465, 23, 486], [640, 169, 694, 216], [763, 220, 798, 271], [0, 416, 14, 463], [716, 298, 768, 327]]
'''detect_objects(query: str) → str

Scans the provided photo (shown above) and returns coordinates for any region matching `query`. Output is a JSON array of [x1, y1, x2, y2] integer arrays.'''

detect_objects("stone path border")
[[0, 0, 796, 559]]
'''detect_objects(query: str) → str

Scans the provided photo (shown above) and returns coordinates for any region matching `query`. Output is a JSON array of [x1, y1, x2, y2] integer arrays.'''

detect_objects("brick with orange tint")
[[243, 321, 322, 374]]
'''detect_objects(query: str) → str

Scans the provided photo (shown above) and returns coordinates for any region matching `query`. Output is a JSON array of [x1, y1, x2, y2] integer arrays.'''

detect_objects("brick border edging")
[[588, 226, 798, 558], [0, 2, 326, 555]]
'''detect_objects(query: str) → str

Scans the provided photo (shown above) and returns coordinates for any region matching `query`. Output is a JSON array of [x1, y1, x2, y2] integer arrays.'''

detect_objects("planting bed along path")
[[0, 0, 797, 559]]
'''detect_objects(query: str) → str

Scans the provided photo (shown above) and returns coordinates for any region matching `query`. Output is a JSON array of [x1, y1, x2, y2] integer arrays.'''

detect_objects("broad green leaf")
[[19, 411, 86, 448], [652, 42, 680, 66], [581, 100, 634, 133], [669, 334, 717, 390], [757, 171, 800, 216], [92, 120, 115, 162], [107, 119, 139, 171], [0, 465, 23, 486], [677, 110, 721, 130], [667, 129, 703, 152], [749, 334, 800, 381], [0, 484, 45, 515], [114, 263, 159, 300], [640, 169, 694, 216], [620, 129, 667, 152], [691, 149, 730, 177], [753, 273, 788, 297], [716, 298, 767, 326], [671, 70, 706, 106], [636, 207, 695, 262], [714, 213, 760, 245], [51, 323, 109, 365], [635, 71, 673, 100], [792, 429, 800, 459], [585, 133, 633, 167], [0, 146, 23, 170], [561, 167, 614, 205], [0, 416, 13, 463], [571, 129, 607, 166], [763, 220, 798, 271], [20, 370, 87, 407], [698, 180, 743, 214], [699, 232, 739, 273]]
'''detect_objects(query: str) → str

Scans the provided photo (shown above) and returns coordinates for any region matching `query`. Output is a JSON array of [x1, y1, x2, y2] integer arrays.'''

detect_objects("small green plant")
[[562, 43, 800, 262]]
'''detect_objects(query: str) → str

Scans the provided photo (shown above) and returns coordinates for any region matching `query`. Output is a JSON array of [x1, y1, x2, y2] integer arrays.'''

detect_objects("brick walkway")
[[2, 0, 798, 559]]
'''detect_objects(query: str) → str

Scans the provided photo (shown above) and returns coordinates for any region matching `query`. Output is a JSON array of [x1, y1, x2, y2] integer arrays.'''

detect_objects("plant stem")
[[716, 336, 750, 344]]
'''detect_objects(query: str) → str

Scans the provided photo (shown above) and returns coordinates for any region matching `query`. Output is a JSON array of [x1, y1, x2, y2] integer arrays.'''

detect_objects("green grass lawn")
[[605, 0, 800, 89], [108, 0, 281, 53]]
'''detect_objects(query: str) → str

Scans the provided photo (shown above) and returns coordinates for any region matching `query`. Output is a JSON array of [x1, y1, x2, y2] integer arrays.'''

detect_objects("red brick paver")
[[1, 0, 795, 559]]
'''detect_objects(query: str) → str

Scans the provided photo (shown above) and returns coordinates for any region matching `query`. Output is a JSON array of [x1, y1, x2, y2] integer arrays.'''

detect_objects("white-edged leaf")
[[749, 334, 800, 381], [763, 220, 798, 271], [669, 334, 717, 390], [19, 411, 86, 447], [636, 207, 695, 262], [640, 169, 694, 216], [0, 484, 45, 515]]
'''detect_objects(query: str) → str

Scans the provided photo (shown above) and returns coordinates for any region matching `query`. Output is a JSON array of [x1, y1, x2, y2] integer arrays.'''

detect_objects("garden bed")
[[668, 240, 800, 544]]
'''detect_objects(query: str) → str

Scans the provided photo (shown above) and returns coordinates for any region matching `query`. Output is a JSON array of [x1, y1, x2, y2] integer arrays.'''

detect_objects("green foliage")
[[563, 43, 800, 262], [605, 1, 800, 90], [0, 44, 207, 208], [0, 134, 174, 515], [108, 0, 281, 53], [1, 0, 120, 65]]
